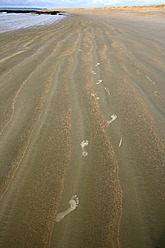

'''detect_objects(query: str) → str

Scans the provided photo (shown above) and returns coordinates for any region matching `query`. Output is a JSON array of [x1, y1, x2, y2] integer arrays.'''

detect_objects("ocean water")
[[0, 12, 66, 33]]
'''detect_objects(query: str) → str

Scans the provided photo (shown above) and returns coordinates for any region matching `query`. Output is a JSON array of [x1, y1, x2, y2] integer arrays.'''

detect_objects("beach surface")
[[0, 7, 165, 248]]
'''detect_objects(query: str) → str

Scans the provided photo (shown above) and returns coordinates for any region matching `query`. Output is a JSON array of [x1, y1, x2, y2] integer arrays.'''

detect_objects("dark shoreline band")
[[0, 10, 63, 15]]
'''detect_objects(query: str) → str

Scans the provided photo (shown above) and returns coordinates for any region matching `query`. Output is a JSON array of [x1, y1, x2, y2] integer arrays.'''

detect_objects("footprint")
[[55, 195, 79, 222], [154, 90, 159, 97], [96, 79, 102, 85], [105, 87, 110, 95], [80, 140, 89, 156], [119, 137, 123, 147], [145, 75, 152, 81], [95, 62, 100, 66], [127, 52, 137, 65], [91, 93, 99, 100], [107, 114, 117, 124]]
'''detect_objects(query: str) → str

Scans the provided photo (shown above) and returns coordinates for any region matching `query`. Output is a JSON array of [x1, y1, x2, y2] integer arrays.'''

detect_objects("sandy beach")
[[0, 6, 165, 248]]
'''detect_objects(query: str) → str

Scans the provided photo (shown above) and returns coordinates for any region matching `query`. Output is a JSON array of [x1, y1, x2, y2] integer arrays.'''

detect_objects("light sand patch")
[[0, 51, 24, 63]]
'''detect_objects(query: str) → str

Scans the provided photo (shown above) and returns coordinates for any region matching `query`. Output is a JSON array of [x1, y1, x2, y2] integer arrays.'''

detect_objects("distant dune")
[[44, 4, 165, 14]]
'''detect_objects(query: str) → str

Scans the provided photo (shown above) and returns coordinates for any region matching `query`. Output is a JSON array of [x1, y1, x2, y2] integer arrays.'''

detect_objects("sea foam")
[[0, 12, 66, 33]]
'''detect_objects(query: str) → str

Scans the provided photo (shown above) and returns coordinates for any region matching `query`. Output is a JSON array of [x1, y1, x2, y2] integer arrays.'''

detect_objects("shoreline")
[[0, 9, 63, 15], [0, 11, 66, 34]]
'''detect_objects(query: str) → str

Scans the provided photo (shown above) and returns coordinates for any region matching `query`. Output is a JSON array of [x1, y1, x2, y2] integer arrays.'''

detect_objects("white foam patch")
[[0, 12, 66, 33]]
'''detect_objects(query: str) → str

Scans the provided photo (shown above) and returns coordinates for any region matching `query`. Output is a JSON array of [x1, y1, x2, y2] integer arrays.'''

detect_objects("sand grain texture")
[[0, 10, 165, 248]]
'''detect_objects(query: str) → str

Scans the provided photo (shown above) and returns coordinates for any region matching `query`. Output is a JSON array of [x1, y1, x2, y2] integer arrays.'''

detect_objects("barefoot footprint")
[[105, 87, 110, 96], [96, 79, 102, 85], [107, 114, 117, 124], [146, 75, 152, 81], [80, 140, 89, 156], [91, 93, 99, 100], [95, 62, 100, 66], [119, 137, 123, 147], [55, 195, 79, 222]]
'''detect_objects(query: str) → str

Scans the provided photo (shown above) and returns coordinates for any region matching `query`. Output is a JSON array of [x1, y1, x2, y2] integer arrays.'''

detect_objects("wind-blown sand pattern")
[[0, 6, 165, 248]]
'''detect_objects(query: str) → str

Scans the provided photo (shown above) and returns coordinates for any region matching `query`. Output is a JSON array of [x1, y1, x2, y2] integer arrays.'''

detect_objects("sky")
[[0, 0, 164, 8]]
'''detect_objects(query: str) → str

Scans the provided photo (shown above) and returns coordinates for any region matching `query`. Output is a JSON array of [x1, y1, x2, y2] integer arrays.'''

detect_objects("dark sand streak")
[[88, 15, 165, 247], [0, 29, 80, 201], [0, 22, 82, 247], [0, 20, 80, 135]]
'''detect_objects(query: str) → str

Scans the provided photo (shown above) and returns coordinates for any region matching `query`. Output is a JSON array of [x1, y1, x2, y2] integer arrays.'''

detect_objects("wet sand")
[[0, 8, 165, 248]]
